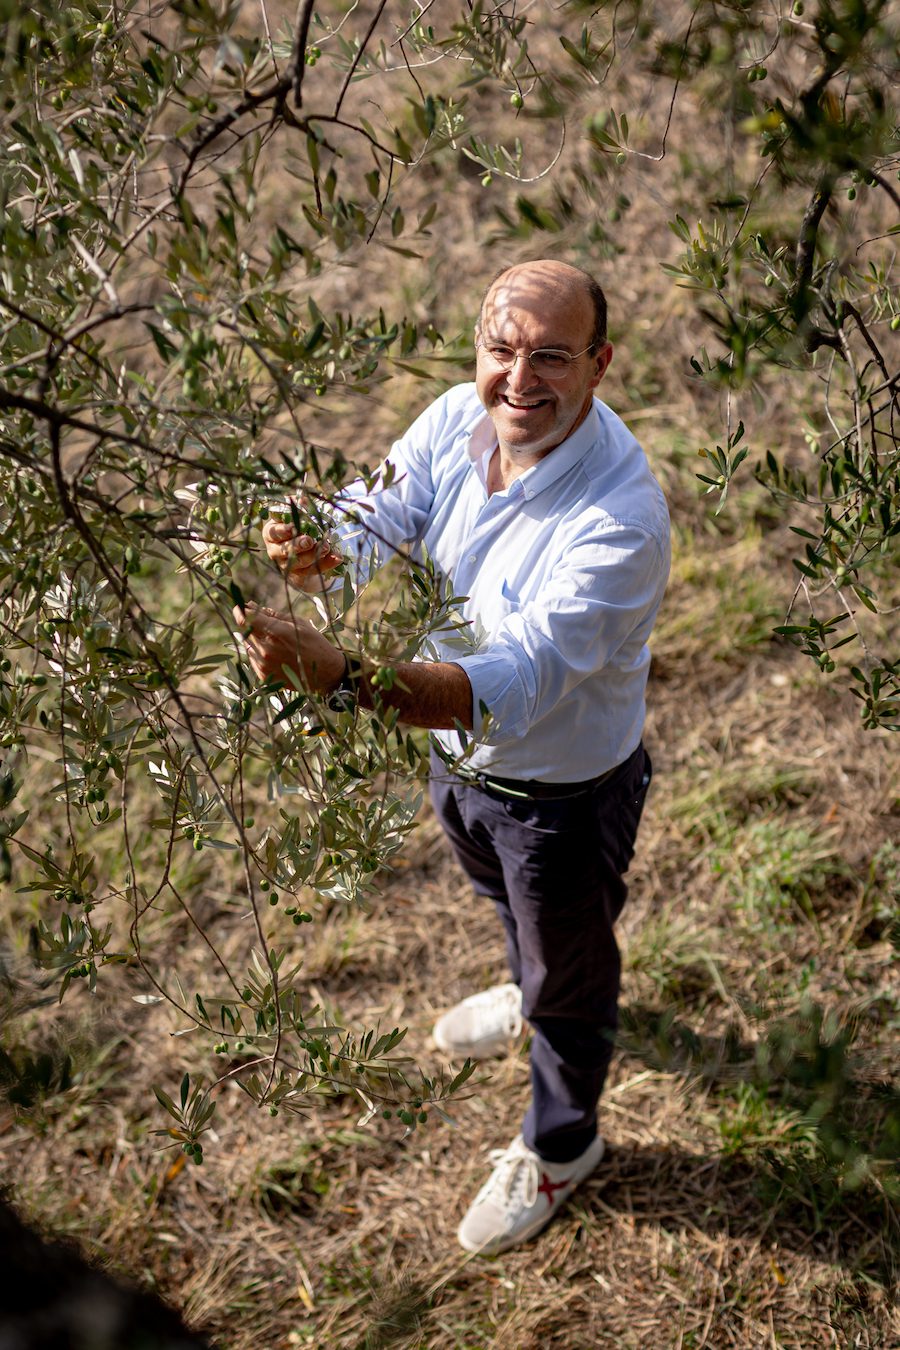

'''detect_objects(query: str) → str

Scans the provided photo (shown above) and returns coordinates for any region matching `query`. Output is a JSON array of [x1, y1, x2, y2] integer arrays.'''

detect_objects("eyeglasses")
[[475, 339, 595, 381]]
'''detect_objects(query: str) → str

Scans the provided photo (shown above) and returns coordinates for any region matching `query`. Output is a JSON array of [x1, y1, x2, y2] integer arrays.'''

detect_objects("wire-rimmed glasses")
[[475, 339, 595, 380]]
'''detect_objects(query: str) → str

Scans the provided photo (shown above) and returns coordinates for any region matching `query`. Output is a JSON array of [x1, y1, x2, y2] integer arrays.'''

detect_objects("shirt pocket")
[[467, 577, 522, 637]]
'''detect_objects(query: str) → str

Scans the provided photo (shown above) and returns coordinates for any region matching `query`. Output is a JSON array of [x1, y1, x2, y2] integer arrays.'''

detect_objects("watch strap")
[[326, 652, 363, 711]]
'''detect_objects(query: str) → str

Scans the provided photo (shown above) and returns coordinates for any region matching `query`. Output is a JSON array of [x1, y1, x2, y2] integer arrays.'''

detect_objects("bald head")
[[479, 260, 608, 352]]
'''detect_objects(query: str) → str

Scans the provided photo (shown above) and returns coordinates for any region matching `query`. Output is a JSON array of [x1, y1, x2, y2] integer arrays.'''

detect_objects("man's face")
[[475, 264, 612, 462]]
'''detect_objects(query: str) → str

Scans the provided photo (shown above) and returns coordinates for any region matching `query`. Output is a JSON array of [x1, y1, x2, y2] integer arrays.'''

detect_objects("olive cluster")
[[181, 1139, 204, 1165], [381, 1101, 430, 1129], [846, 169, 882, 203], [291, 369, 328, 396], [258, 876, 314, 923], [203, 543, 233, 579], [66, 963, 94, 980], [52, 886, 87, 906], [182, 823, 206, 851]]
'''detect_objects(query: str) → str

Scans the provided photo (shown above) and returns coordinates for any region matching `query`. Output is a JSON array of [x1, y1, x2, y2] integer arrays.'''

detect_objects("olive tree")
[[0, 0, 495, 1151], [1, 0, 897, 1156]]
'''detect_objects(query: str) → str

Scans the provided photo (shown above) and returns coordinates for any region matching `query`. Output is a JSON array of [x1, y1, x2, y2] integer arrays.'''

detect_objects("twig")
[[290, 0, 316, 110], [71, 238, 120, 306], [632, 6, 695, 164], [841, 302, 890, 384], [791, 173, 833, 309], [258, 0, 278, 73], [393, 0, 441, 46], [333, 0, 390, 121], [868, 165, 900, 213]]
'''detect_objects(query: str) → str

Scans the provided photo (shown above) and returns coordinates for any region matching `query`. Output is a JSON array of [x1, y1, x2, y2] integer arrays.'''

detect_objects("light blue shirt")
[[335, 383, 670, 782]]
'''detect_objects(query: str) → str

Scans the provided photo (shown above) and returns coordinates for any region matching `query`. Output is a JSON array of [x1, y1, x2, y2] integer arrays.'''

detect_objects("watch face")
[[326, 687, 356, 714]]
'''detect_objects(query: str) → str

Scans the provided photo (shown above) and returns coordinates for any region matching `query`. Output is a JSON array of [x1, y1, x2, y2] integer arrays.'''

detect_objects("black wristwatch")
[[326, 653, 364, 712]]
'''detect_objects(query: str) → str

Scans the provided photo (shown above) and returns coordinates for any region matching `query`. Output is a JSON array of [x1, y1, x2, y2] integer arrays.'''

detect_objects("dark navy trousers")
[[429, 744, 651, 1164]]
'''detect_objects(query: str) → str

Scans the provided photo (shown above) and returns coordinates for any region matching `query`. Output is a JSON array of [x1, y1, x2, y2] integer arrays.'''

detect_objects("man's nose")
[[505, 352, 539, 391]]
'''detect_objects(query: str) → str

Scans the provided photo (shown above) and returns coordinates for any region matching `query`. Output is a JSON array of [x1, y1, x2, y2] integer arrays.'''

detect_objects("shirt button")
[[468, 554, 477, 564]]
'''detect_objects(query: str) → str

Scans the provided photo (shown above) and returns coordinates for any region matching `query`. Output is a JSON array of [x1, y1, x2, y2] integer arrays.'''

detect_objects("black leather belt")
[[456, 763, 618, 801]]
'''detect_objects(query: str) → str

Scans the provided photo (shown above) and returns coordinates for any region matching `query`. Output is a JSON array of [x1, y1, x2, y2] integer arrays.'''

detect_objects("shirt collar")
[[467, 401, 600, 500]]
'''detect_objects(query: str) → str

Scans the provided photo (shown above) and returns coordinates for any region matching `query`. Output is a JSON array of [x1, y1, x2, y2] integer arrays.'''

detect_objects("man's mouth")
[[500, 394, 551, 411]]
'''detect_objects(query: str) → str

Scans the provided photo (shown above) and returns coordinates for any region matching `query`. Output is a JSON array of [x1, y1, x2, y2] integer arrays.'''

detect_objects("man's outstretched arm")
[[234, 603, 474, 731]]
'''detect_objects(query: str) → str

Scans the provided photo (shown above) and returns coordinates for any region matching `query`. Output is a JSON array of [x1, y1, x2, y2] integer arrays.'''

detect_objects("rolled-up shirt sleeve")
[[451, 523, 667, 745]]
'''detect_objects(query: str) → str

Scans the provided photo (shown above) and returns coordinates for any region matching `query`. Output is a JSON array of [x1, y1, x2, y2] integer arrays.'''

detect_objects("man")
[[238, 259, 670, 1255]]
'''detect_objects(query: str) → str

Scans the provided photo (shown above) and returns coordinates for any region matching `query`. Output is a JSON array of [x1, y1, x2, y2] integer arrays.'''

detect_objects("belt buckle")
[[482, 775, 532, 800]]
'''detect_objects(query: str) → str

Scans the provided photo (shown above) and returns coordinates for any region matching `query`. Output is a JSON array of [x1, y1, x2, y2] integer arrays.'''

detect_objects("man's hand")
[[234, 604, 474, 730], [262, 515, 344, 593], [233, 602, 346, 692]]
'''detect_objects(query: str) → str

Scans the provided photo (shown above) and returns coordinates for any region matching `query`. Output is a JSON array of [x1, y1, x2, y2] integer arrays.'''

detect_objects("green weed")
[[624, 907, 726, 1007], [709, 819, 849, 934]]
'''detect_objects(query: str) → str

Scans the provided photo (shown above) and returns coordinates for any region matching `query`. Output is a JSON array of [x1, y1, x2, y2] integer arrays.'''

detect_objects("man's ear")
[[589, 341, 613, 388]]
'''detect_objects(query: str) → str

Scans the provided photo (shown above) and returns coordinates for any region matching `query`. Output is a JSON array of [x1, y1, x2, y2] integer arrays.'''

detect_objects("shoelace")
[[483, 1139, 540, 1210]]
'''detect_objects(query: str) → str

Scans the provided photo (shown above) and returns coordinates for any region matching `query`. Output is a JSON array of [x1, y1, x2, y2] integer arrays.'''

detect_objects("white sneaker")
[[457, 1133, 606, 1255], [432, 983, 523, 1060]]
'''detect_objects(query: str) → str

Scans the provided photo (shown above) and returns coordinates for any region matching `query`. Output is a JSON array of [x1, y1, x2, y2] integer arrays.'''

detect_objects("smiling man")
[[240, 259, 670, 1255]]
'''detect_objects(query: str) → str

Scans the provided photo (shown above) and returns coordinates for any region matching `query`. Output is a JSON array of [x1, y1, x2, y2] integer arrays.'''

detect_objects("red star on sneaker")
[[537, 1172, 570, 1204]]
